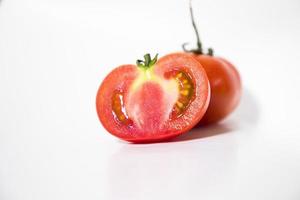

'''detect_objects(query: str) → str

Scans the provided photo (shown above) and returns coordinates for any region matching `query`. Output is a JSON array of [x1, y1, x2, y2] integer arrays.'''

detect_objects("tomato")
[[96, 53, 210, 143], [182, 0, 242, 125], [191, 55, 241, 125]]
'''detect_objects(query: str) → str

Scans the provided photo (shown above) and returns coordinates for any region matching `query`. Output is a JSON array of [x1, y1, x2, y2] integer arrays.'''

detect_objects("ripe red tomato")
[[191, 55, 241, 125], [182, 0, 242, 125], [96, 53, 210, 143]]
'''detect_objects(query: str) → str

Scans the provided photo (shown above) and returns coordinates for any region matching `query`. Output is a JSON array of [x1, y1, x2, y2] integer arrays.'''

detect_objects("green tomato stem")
[[136, 53, 158, 70], [182, 0, 214, 56]]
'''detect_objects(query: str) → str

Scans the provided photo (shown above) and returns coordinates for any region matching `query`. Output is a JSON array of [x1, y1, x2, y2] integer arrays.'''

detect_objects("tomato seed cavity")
[[112, 91, 133, 125], [169, 71, 195, 118]]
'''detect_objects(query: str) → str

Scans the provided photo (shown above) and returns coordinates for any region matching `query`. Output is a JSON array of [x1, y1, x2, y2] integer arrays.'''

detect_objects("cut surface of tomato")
[[96, 53, 210, 142]]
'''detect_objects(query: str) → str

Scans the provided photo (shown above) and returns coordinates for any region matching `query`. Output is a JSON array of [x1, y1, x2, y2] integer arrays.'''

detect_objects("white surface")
[[1, 0, 300, 199]]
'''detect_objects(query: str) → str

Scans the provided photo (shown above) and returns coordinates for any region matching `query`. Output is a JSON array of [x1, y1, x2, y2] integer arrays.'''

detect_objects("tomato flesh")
[[127, 82, 169, 133], [96, 53, 210, 142]]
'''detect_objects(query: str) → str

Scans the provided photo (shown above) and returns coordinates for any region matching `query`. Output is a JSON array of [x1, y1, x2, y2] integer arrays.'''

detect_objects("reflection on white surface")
[[107, 126, 238, 200]]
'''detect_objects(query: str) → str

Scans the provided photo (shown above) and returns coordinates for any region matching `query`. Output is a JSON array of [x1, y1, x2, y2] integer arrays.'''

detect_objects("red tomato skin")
[[191, 54, 242, 125], [96, 53, 210, 143]]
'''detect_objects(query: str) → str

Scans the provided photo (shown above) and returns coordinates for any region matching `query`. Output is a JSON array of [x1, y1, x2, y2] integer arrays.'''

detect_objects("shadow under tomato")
[[170, 123, 232, 142], [168, 88, 260, 143], [231, 87, 260, 127], [107, 132, 238, 199]]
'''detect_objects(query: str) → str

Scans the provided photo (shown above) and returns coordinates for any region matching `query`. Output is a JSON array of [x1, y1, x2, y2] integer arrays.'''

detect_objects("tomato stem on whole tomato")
[[182, 0, 214, 56], [136, 53, 158, 70], [207, 48, 214, 56]]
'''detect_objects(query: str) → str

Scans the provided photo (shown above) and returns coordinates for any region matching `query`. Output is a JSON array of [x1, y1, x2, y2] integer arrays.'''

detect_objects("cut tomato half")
[[96, 53, 210, 143]]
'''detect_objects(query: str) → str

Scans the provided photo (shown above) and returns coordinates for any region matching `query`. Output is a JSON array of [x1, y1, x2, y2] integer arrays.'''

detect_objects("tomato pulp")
[[96, 53, 210, 142]]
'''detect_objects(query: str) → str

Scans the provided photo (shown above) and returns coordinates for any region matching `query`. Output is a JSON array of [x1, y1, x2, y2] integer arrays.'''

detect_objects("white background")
[[1, 0, 300, 199]]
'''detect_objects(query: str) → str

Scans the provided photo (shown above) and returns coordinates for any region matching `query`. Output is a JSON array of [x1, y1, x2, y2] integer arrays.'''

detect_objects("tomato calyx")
[[136, 53, 158, 70], [182, 0, 214, 56]]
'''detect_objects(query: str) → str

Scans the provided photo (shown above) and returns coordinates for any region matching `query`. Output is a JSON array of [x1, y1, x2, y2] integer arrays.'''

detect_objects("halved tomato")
[[96, 53, 210, 143]]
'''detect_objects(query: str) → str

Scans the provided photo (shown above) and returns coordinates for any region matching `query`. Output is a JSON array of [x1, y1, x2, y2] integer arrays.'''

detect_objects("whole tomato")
[[182, 0, 241, 125]]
